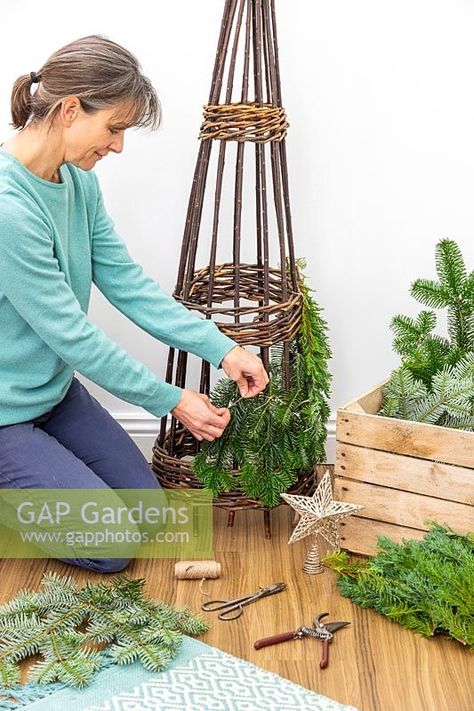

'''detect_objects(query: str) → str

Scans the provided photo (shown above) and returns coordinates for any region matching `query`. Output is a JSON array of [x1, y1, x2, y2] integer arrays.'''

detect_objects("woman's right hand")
[[171, 389, 231, 441]]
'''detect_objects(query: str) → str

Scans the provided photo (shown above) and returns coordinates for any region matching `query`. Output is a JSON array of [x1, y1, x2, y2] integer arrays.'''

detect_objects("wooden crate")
[[334, 379, 474, 556]]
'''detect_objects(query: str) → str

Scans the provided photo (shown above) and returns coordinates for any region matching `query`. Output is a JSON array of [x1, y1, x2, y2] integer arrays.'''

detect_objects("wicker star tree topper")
[[281, 471, 363, 575]]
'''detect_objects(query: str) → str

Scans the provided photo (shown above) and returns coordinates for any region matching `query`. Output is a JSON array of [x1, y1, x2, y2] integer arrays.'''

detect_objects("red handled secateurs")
[[254, 612, 350, 669]]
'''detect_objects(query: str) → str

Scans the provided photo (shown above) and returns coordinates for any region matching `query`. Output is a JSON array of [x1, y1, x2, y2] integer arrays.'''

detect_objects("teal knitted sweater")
[[0, 149, 236, 425]]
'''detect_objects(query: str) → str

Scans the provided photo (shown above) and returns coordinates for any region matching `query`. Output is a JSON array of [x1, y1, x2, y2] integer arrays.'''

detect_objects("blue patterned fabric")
[[0, 636, 358, 711]]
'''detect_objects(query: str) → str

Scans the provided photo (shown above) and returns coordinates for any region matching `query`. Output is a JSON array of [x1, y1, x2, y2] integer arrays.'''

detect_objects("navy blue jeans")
[[0, 376, 161, 572]]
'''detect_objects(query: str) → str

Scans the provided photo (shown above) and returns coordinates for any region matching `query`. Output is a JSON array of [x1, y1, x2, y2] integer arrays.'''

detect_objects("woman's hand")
[[220, 345, 269, 397], [171, 390, 231, 442], [170, 346, 268, 441]]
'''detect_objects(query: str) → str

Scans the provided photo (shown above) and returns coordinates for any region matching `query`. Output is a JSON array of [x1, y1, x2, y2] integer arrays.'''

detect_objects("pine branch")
[[380, 356, 474, 426], [380, 239, 474, 428], [410, 240, 474, 351], [410, 279, 450, 310], [435, 238, 467, 294], [391, 311, 438, 355], [323, 524, 474, 647], [191, 260, 332, 506], [0, 574, 208, 689]]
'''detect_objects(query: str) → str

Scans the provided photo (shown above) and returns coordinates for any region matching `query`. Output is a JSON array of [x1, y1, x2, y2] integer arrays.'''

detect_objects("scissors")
[[201, 582, 287, 621]]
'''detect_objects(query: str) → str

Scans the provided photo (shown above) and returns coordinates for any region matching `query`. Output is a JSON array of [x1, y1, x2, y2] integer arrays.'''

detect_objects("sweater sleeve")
[[0, 189, 183, 418], [90, 173, 237, 370]]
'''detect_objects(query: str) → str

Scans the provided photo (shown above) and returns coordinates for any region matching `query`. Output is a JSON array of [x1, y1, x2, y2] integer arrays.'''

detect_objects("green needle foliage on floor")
[[0, 573, 208, 689], [192, 258, 331, 507], [379, 239, 474, 429], [323, 523, 474, 647]]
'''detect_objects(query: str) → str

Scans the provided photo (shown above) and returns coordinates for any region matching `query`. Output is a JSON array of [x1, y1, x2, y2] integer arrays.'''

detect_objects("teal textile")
[[0, 149, 236, 425], [0, 636, 358, 711]]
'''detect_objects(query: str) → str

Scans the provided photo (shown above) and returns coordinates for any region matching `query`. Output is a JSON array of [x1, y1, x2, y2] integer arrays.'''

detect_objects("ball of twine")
[[174, 560, 221, 580]]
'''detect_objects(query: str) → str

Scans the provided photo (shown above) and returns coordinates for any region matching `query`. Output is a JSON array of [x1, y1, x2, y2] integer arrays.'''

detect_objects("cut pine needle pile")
[[0, 573, 208, 689], [323, 523, 474, 647]]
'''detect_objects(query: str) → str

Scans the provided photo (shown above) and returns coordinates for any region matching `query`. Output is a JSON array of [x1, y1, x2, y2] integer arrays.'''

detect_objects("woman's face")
[[61, 98, 134, 170]]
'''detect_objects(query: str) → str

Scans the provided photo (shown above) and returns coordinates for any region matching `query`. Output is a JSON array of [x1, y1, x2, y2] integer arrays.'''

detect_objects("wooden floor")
[[0, 479, 472, 711]]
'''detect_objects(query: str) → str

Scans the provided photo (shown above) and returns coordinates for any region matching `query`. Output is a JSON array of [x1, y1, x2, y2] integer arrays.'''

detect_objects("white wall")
[[2, 1, 474, 461]]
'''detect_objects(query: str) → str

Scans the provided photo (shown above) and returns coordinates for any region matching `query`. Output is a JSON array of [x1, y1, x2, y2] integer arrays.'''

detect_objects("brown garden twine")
[[199, 102, 289, 143], [174, 560, 221, 580]]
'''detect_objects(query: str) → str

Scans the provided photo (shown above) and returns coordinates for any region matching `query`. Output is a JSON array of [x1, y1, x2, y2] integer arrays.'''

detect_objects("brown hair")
[[10, 34, 161, 132]]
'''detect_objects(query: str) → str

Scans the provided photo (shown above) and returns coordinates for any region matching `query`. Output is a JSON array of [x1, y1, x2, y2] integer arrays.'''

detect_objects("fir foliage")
[[0, 573, 208, 689], [323, 523, 474, 647], [379, 354, 474, 429], [379, 239, 474, 428], [192, 259, 332, 507]]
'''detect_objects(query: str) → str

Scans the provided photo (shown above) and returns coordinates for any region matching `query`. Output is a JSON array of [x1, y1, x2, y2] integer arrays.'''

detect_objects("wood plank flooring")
[[0, 472, 472, 710]]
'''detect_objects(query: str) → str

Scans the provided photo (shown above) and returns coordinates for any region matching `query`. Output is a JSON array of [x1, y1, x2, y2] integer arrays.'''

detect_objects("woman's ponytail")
[[10, 74, 36, 129], [8, 35, 161, 133]]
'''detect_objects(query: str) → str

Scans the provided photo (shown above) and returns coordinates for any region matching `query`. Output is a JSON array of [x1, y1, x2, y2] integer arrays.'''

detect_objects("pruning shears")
[[254, 612, 350, 669]]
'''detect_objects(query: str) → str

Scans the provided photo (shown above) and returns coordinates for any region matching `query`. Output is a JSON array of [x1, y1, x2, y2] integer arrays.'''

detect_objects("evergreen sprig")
[[379, 239, 474, 428], [0, 573, 208, 689], [323, 523, 474, 647], [191, 259, 332, 507], [379, 353, 474, 428]]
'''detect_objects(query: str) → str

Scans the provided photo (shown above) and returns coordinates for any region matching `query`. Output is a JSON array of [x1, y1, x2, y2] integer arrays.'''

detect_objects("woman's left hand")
[[220, 345, 269, 398]]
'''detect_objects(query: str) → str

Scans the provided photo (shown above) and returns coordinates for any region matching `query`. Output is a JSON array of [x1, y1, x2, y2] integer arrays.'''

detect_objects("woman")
[[0, 35, 268, 573]]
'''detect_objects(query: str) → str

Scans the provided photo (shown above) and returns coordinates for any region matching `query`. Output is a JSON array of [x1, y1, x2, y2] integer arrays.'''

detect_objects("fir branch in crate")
[[380, 354, 474, 429], [0, 573, 208, 689], [379, 239, 474, 429], [192, 260, 332, 508], [323, 523, 474, 648]]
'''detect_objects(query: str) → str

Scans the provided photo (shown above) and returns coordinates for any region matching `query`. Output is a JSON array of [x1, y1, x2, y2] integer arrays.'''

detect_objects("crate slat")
[[334, 477, 473, 535], [342, 380, 386, 415], [335, 443, 473, 505], [338, 516, 426, 556], [337, 409, 474, 469], [335, 380, 474, 554]]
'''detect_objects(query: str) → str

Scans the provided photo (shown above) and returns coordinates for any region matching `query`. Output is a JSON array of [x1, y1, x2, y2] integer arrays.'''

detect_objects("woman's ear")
[[59, 96, 82, 127]]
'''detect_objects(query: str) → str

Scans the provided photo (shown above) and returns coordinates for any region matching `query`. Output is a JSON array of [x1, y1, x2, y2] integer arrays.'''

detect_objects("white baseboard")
[[115, 412, 337, 465]]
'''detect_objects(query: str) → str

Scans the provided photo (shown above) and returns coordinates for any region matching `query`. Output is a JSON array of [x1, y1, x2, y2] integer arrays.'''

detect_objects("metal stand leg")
[[264, 508, 271, 539]]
